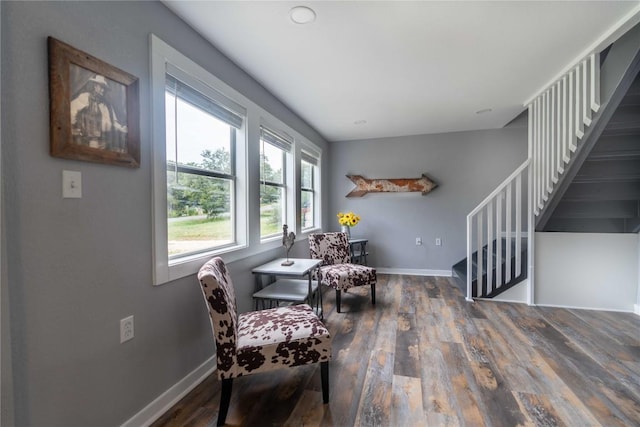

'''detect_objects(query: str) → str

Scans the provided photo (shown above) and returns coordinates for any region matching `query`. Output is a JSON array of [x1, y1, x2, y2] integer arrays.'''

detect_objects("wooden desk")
[[251, 258, 323, 318]]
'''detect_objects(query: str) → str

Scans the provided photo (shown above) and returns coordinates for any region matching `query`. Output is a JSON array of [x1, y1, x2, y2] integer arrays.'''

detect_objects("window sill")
[[260, 234, 282, 245], [300, 227, 322, 237], [156, 233, 310, 286]]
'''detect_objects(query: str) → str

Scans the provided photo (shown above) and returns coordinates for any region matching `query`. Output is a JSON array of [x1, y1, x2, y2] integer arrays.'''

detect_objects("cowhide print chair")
[[309, 232, 377, 313], [197, 257, 332, 426]]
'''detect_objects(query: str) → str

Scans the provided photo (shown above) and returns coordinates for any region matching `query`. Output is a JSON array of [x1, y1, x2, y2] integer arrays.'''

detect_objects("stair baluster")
[[457, 50, 603, 300]]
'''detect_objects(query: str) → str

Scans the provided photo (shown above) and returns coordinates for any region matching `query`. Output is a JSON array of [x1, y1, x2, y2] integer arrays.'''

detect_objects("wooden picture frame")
[[48, 37, 140, 168]]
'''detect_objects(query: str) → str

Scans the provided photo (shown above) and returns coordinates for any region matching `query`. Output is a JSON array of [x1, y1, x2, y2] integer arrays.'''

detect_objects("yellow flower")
[[337, 211, 360, 227]]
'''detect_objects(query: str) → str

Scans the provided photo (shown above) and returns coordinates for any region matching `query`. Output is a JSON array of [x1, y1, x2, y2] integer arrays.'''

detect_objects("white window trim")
[[151, 35, 249, 285], [150, 35, 323, 285], [297, 142, 322, 237], [259, 121, 295, 243]]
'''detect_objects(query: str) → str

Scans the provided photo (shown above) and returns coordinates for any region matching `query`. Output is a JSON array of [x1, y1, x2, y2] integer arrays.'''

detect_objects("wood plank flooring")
[[151, 274, 640, 426]]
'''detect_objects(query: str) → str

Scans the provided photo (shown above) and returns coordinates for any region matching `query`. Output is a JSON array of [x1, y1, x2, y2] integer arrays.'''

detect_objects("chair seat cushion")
[[235, 304, 331, 376], [318, 264, 376, 291]]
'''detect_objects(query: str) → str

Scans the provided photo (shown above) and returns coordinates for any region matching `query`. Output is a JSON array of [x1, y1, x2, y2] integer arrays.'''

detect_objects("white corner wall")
[[491, 279, 528, 304], [535, 232, 639, 312]]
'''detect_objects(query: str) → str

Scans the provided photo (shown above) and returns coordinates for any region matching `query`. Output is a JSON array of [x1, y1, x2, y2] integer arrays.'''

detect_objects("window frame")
[[165, 80, 240, 258], [151, 35, 248, 285], [259, 125, 292, 241], [151, 35, 324, 286], [298, 145, 322, 236], [300, 159, 315, 231]]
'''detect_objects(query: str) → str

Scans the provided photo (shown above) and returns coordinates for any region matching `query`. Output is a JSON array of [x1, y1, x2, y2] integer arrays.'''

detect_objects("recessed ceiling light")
[[476, 108, 493, 115], [290, 6, 316, 24], [354, 120, 367, 125]]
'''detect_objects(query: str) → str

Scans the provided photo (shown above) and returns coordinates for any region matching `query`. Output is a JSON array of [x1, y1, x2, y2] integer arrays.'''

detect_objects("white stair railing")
[[466, 53, 601, 301], [530, 53, 601, 216], [466, 161, 529, 300]]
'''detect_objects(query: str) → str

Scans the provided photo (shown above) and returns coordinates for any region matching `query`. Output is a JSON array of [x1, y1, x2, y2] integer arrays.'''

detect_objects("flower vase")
[[341, 225, 351, 239]]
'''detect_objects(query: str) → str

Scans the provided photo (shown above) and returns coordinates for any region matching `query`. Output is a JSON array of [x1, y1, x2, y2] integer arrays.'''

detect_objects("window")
[[151, 35, 322, 285], [301, 150, 319, 230], [260, 126, 291, 239], [165, 74, 241, 258], [152, 36, 247, 285]]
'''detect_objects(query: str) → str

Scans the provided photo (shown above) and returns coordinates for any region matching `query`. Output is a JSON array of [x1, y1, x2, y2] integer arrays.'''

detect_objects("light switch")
[[63, 170, 82, 198]]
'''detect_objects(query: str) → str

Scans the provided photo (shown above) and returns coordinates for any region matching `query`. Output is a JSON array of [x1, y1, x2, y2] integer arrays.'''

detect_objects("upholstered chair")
[[308, 232, 377, 313], [197, 257, 332, 426]]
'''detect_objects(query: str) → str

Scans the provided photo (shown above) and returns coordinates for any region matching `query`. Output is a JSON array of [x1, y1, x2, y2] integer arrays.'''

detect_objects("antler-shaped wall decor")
[[346, 174, 437, 197]]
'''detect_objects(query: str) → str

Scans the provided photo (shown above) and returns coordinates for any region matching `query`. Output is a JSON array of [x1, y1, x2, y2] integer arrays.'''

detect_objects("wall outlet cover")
[[120, 315, 134, 343]]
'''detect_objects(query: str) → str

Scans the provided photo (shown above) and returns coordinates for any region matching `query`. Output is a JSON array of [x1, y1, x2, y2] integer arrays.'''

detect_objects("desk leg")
[[254, 275, 262, 310], [307, 273, 313, 309], [318, 276, 323, 320], [362, 242, 368, 265]]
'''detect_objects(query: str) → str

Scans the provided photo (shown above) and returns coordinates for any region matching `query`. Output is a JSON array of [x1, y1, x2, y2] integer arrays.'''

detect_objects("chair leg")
[[321, 361, 329, 404], [371, 283, 376, 305], [336, 290, 341, 313], [217, 378, 233, 426]]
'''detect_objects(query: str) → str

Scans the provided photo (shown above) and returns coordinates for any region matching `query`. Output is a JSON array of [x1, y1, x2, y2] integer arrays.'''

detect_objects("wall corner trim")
[[374, 268, 452, 277], [121, 356, 216, 427]]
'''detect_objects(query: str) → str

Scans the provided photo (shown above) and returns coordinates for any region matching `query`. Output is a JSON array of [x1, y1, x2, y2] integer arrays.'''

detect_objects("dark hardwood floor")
[[151, 274, 640, 426]]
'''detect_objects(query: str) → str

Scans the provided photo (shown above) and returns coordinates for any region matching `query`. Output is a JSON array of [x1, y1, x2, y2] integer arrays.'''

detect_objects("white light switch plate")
[[63, 170, 82, 198]]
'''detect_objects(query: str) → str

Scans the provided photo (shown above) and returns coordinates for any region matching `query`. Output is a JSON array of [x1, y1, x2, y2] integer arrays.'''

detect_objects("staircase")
[[539, 72, 640, 233], [452, 239, 526, 298], [454, 20, 640, 302]]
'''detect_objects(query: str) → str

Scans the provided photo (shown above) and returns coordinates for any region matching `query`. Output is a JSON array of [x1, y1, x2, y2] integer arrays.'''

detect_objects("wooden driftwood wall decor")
[[346, 174, 438, 197]]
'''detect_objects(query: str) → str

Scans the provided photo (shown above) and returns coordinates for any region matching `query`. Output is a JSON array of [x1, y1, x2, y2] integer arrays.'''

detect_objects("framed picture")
[[48, 37, 140, 168]]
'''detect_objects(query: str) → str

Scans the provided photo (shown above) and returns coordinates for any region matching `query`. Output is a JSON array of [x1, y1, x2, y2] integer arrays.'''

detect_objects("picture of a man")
[[69, 67, 128, 152]]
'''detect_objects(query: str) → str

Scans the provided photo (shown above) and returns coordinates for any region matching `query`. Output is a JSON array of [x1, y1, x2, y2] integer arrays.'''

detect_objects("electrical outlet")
[[435, 238, 442, 246], [120, 315, 134, 343], [415, 237, 422, 246]]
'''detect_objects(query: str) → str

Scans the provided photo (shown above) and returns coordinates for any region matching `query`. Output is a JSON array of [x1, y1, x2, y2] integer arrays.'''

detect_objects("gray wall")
[[0, 1, 532, 425], [1, 1, 328, 426], [0, 2, 11, 425], [329, 123, 528, 271]]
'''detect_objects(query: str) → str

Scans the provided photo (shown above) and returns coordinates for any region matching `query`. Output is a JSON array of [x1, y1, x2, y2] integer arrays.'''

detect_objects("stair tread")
[[452, 240, 528, 298]]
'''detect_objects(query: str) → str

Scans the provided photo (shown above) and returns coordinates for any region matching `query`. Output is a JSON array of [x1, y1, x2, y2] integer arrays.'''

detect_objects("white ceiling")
[[163, 1, 640, 142]]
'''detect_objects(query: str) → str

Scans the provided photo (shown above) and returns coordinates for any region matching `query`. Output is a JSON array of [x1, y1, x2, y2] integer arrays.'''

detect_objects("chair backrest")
[[309, 232, 351, 265], [197, 257, 238, 375]]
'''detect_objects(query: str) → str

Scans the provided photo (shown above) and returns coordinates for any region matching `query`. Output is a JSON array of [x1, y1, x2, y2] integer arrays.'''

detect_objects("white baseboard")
[[536, 303, 635, 314], [121, 356, 216, 427], [634, 304, 640, 316], [477, 297, 527, 304], [375, 268, 452, 277]]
